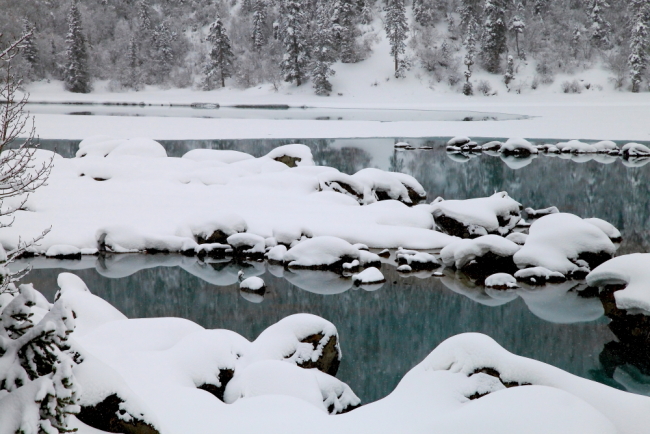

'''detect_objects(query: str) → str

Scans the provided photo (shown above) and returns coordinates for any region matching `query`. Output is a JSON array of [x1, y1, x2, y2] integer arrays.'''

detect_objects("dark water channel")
[[25, 137, 650, 404]]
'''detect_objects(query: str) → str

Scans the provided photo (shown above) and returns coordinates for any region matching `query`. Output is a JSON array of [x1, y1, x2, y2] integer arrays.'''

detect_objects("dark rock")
[[77, 394, 160, 434], [294, 333, 341, 376], [197, 230, 230, 245], [197, 368, 235, 402], [273, 155, 301, 168], [467, 367, 531, 400]]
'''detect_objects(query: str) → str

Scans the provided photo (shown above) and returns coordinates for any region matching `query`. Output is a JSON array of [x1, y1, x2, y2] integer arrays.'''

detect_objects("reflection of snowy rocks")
[[431, 192, 522, 238]]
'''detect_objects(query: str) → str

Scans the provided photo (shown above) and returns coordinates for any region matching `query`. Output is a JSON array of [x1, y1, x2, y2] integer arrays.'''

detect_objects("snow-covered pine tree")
[[413, 0, 435, 27], [251, 0, 267, 51], [204, 14, 235, 89], [152, 22, 174, 83], [509, 7, 525, 60], [384, 0, 408, 76], [629, 0, 650, 92], [463, 15, 477, 95], [457, 0, 481, 32], [504, 54, 514, 89], [21, 20, 38, 74], [279, 0, 309, 86], [123, 36, 142, 90], [571, 25, 582, 59], [139, 0, 153, 34], [359, 0, 373, 25], [586, 0, 611, 48], [533, 0, 548, 16], [332, 0, 359, 63], [481, 0, 507, 73], [64, 0, 91, 93], [310, 1, 336, 95]]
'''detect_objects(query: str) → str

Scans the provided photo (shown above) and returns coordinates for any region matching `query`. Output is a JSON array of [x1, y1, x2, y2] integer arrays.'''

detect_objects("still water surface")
[[26, 137, 650, 403]]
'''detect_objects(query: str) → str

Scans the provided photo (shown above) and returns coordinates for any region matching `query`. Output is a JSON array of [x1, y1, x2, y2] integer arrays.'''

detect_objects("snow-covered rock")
[[265, 144, 315, 167], [592, 141, 619, 153], [440, 235, 520, 278], [226, 233, 266, 258], [584, 217, 622, 242], [514, 213, 616, 277], [283, 236, 362, 270], [395, 247, 439, 270], [622, 142, 650, 158], [587, 254, 650, 315], [524, 206, 559, 219], [431, 192, 522, 238], [485, 273, 518, 289], [499, 138, 538, 155], [481, 141, 503, 152], [192, 214, 248, 244], [352, 168, 427, 206], [514, 267, 566, 285], [352, 267, 386, 286], [45, 244, 82, 259], [272, 224, 313, 246], [561, 140, 597, 154], [77, 137, 167, 158], [447, 136, 471, 146], [239, 275, 266, 303]]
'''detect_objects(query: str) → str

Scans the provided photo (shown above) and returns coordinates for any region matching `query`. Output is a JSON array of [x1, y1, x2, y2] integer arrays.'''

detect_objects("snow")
[[514, 213, 617, 276], [514, 267, 566, 284], [560, 139, 597, 154], [584, 217, 622, 241], [485, 273, 518, 289], [0, 143, 458, 254], [587, 254, 650, 315], [45, 244, 82, 258], [440, 235, 521, 269], [499, 137, 538, 155], [352, 267, 386, 285], [622, 142, 650, 157], [240, 276, 265, 291], [283, 236, 361, 268], [182, 148, 254, 164], [77, 136, 167, 158], [592, 140, 619, 152], [395, 247, 439, 269], [431, 192, 522, 237], [447, 136, 471, 146]]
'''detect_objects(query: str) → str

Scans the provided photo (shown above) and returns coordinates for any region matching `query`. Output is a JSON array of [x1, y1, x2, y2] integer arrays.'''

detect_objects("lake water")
[[24, 136, 650, 404]]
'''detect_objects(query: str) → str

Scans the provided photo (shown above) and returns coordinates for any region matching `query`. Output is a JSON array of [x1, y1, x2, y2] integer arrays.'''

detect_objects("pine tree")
[[509, 6, 525, 60], [251, 0, 267, 51], [413, 0, 434, 27], [204, 14, 235, 89], [571, 25, 582, 59], [629, 0, 650, 93], [21, 20, 38, 74], [124, 36, 142, 90], [504, 54, 514, 89], [457, 0, 480, 32], [359, 0, 373, 25], [332, 0, 358, 63], [64, 0, 91, 93], [311, 2, 336, 95], [279, 0, 309, 86], [384, 0, 408, 77], [481, 0, 507, 73], [139, 0, 153, 34], [463, 15, 477, 96], [152, 22, 174, 82], [586, 0, 611, 48]]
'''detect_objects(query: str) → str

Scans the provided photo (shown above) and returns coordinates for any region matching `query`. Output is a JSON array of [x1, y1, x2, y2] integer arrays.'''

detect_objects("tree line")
[[1, 0, 649, 95]]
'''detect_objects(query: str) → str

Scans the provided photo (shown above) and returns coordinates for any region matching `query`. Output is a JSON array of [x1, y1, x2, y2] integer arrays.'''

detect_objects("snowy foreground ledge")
[[2, 273, 649, 434]]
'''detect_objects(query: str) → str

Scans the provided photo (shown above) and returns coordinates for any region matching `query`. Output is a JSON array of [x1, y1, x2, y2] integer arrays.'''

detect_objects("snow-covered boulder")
[[584, 217, 622, 242], [352, 267, 386, 289], [224, 360, 360, 414], [272, 224, 313, 247], [514, 213, 616, 278], [447, 136, 472, 147], [239, 275, 266, 303], [622, 142, 650, 158], [431, 192, 522, 238], [395, 247, 440, 270], [226, 233, 266, 259], [182, 149, 254, 164], [524, 206, 559, 219], [284, 236, 362, 270], [499, 138, 538, 156], [592, 141, 619, 153], [481, 141, 502, 152], [505, 232, 527, 245], [561, 140, 597, 154], [317, 170, 366, 203], [265, 144, 315, 167], [587, 254, 650, 315], [352, 168, 427, 206], [514, 267, 566, 285], [45, 244, 82, 259], [485, 273, 518, 289], [440, 235, 521, 279], [191, 214, 248, 244], [265, 244, 288, 263]]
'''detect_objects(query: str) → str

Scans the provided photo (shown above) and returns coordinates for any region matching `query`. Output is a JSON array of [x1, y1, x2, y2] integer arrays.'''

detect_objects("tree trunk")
[[394, 54, 398, 72]]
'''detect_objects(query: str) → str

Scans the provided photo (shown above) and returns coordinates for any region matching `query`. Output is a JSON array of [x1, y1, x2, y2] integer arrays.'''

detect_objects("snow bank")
[[587, 254, 650, 314], [514, 213, 616, 277], [431, 192, 522, 238], [77, 136, 167, 158], [182, 148, 254, 164]]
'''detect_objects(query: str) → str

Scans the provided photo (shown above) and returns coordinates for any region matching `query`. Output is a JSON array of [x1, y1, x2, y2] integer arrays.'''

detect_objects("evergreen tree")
[[359, 0, 373, 25], [310, 2, 336, 95], [509, 6, 525, 60], [139, 0, 153, 34], [463, 15, 477, 96], [251, 0, 267, 51], [457, 0, 480, 32], [21, 20, 38, 73], [152, 22, 174, 82], [504, 54, 514, 89], [204, 14, 235, 88], [533, 0, 548, 16], [586, 0, 611, 48], [629, 0, 650, 93], [64, 0, 91, 93], [384, 0, 408, 76], [571, 25, 582, 59], [413, 0, 434, 27], [124, 36, 142, 90], [481, 0, 507, 73], [279, 0, 309, 86], [332, 0, 358, 62]]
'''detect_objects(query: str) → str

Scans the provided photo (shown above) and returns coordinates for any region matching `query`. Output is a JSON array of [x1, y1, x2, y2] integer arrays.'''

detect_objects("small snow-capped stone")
[[514, 267, 566, 284], [352, 267, 386, 285], [265, 144, 315, 167], [622, 142, 650, 158], [240, 276, 265, 292], [525, 206, 559, 218], [266, 245, 287, 262], [396, 247, 439, 270], [396, 264, 412, 272], [394, 141, 410, 148], [505, 232, 528, 245], [500, 138, 538, 155], [342, 259, 360, 270], [485, 273, 518, 289], [46, 244, 82, 258], [481, 141, 503, 152], [592, 141, 618, 153], [561, 140, 597, 154], [284, 236, 359, 269]]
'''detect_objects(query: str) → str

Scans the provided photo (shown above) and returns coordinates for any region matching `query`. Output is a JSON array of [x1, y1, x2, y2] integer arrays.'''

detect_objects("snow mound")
[[499, 138, 538, 155], [352, 168, 426, 205], [227, 233, 266, 257], [440, 235, 520, 277], [561, 140, 597, 154], [182, 148, 254, 164], [45, 244, 82, 259], [622, 142, 650, 158], [240, 276, 265, 291], [485, 273, 518, 289], [77, 137, 167, 158], [592, 141, 619, 152], [396, 247, 440, 270], [587, 254, 650, 314], [514, 267, 566, 285], [284, 236, 361, 269], [265, 144, 315, 167], [431, 192, 522, 238], [514, 213, 616, 277], [352, 267, 386, 285], [191, 214, 248, 244], [447, 136, 471, 146], [505, 232, 527, 245], [481, 141, 503, 152], [524, 206, 559, 219], [584, 217, 622, 242], [272, 224, 313, 246]]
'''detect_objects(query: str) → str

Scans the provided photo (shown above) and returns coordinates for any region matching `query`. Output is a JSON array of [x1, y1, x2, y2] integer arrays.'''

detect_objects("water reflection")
[[21, 254, 647, 403]]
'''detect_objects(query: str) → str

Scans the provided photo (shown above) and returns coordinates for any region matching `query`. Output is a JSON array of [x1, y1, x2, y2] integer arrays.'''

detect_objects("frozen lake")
[[23, 137, 650, 403]]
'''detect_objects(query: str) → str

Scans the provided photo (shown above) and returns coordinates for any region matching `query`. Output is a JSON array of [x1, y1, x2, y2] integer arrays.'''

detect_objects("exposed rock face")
[[274, 154, 301, 167], [77, 394, 160, 434], [197, 229, 230, 245], [294, 333, 341, 376], [197, 368, 235, 401]]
